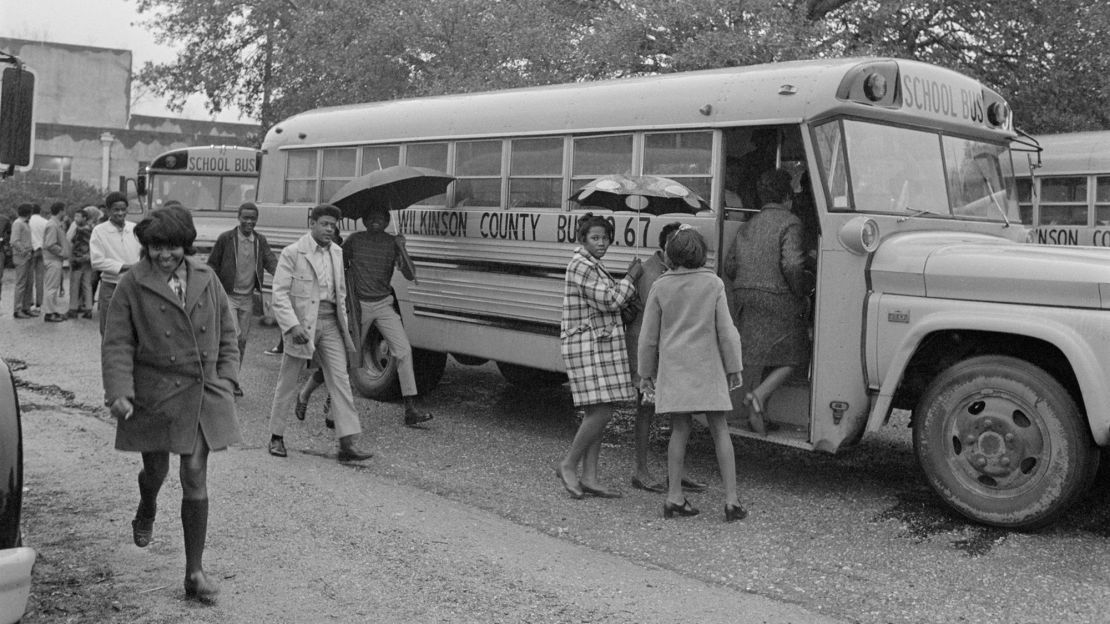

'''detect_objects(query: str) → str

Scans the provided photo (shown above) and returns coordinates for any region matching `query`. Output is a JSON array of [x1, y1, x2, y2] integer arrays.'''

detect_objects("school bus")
[[1017, 131, 1110, 247], [138, 145, 261, 252], [258, 57, 1110, 529]]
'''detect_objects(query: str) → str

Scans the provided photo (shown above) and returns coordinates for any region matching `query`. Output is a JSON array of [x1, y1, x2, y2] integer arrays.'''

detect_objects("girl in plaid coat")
[[556, 214, 643, 499]]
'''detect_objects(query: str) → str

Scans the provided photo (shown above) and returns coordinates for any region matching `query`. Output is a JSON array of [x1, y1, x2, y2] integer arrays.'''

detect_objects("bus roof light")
[[779, 84, 797, 95]]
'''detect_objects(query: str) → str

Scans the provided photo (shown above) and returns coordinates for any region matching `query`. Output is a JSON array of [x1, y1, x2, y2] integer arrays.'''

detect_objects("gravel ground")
[[4, 299, 1110, 623]]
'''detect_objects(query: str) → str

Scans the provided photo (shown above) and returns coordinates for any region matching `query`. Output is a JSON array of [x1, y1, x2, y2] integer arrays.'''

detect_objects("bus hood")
[[869, 231, 1110, 309]]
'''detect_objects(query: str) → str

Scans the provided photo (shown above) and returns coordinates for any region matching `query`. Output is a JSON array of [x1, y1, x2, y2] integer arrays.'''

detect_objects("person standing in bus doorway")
[[556, 213, 643, 499], [724, 169, 812, 435], [10, 204, 36, 319], [638, 226, 747, 522], [28, 203, 47, 315], [342, 207, 433, 427], [266, 204, 373, 462], [207, 202, 277, 384], [41, 202, 71, 322], [91, 192, 143, 334], [67, 208, 96, 319]]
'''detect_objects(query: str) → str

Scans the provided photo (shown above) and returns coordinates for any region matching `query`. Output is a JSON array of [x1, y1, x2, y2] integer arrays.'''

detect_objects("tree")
[[137, 0, 1110, 134]]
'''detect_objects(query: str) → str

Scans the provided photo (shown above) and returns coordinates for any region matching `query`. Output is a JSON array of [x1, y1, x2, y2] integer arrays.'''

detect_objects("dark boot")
[[403, 396, 433, 427], [132, 471, 160, 548], [337, 434, 373, 462], [181, 498, 219, 602]]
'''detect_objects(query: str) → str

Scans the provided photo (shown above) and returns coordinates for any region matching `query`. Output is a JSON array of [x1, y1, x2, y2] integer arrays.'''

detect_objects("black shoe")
[[325, 418, 335, 430], [233, 386, 244, 398], [25, 309, 40, 317], [581, 483, 622, 498], [724, 503, 748, 523], [294, 399, 307, 421], [81, 310, 94, 319], [403, 408, 433, 427], [630, 476, 666, 494], [131, 514, 155, 547], [66, 310, 79, 319], [268, 438, 287, 457], [663, 498, 700, 518], [13, 311, 31, 319], [337, 435, 373, 462], [680, 477, 709, 492], [184, 570, 220, 603], [555, 466, 584, 499]]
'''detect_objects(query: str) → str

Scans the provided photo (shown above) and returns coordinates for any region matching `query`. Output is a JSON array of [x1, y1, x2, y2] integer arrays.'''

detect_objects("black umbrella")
[[330, 165, 455, 219]]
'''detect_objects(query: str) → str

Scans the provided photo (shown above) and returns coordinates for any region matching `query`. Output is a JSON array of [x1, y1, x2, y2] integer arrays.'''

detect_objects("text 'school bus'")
[[138, 145, 261, 253], [1016, 131, 1110, 247], [258, 57, 1110, 529]]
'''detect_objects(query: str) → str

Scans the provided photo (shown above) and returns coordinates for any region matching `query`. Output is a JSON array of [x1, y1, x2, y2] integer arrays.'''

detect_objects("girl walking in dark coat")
[[101, 206, 241, 602]]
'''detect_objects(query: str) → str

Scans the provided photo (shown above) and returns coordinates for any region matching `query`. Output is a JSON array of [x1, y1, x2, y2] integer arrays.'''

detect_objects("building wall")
[[0, 37, 131, 128], [0, 37, 260, 191]]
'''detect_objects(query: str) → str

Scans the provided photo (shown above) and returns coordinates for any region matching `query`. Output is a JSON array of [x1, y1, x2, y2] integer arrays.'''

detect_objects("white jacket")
[[271, 233, 356, 360]]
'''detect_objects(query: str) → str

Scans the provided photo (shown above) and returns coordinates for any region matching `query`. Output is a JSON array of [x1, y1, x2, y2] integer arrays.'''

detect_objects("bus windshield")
[[816, 119, 1019, 222], [150, 174, 257, 212]]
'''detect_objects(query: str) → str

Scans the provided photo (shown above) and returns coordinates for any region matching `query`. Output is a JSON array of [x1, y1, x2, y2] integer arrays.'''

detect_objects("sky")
[[0, 0, 249, 122]]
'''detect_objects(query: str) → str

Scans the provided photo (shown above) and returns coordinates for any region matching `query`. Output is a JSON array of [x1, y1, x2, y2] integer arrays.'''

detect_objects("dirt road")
[[17, 396, 840, 623]]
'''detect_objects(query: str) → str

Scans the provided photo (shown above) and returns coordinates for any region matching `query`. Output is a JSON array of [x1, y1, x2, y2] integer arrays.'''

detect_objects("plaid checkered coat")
[[560, 247, 637, 407]]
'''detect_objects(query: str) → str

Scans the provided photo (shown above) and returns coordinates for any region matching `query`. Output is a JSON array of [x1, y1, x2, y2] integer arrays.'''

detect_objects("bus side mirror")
[[0, 65, 35, 168]]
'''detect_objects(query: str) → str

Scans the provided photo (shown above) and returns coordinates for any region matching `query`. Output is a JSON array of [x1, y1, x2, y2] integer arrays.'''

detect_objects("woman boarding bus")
[[257, 57, 1110, 529], [1017, 131, 1110, 247], [139, 145, 262, 254]]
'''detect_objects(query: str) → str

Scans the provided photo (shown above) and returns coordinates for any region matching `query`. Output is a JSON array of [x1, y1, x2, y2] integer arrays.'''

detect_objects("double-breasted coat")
[[271, 233, 357, 361], [560, 247, 637, 407], [101, 257, 242, 454], [638, 267, 743, 414]]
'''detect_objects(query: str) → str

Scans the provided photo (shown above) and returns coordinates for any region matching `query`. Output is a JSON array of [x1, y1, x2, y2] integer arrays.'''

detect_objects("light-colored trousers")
[[358, 296, 417, 397], [268, 316, 361, 438], [42, 257, 66, 315], [228, 292, 254, 365]]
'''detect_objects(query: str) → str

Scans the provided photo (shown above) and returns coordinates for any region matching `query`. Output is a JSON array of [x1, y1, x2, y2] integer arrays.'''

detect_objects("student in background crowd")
[[41, 202, 71, 322], [90, 192, 142, 334], [67, 207, 96, 319]]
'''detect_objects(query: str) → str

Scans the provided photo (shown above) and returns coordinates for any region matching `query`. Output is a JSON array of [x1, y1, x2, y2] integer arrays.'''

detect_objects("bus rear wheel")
[[349, 325, 446, 400], [496, 362, 567, 387], [912, 355, 1098, 530]]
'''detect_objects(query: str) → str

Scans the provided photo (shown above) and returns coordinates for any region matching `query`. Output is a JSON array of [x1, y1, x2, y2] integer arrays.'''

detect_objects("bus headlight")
[[838, 216, 880, 255], [863, 73, 888, 102]]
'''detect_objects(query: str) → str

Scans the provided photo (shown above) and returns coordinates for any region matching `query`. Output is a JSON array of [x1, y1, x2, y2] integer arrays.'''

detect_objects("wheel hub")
[[951, 396, 1045, 489]]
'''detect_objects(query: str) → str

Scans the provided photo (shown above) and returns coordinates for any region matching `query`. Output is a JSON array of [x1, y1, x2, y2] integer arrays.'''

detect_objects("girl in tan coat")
[[102, 206, 240, 602], [638, 227, 747, 522]]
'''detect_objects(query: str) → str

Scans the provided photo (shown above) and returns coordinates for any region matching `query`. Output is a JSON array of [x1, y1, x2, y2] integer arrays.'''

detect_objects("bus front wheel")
[[349, 326, 447, 400], [912, 355, 1098, 530]]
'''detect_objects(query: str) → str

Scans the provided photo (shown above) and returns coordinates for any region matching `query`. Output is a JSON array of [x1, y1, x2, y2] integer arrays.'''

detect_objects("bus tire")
[[349, 325, 447, 400], [912, 355, 1098, 530], [496, 362, 567, 387]]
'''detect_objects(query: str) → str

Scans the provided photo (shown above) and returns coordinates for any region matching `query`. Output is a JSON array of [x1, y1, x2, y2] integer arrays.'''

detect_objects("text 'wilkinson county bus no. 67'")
[[257, 57, 1110, 530]]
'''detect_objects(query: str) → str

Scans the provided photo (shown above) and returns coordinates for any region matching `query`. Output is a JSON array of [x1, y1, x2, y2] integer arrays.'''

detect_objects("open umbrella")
[[330, 165, 455, 220], [569, 174, 708, 216]]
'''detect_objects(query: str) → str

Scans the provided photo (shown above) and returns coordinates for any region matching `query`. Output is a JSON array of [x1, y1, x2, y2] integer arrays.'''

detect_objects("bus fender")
[[866, 308, 1110, 446]]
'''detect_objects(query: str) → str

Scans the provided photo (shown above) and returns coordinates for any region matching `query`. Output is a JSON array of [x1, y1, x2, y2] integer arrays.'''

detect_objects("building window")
[[33, 154, 72, 187]]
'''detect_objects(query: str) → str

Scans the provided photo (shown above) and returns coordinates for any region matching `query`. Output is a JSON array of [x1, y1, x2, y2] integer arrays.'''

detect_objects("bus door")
[[720, 125, 820, 447]]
